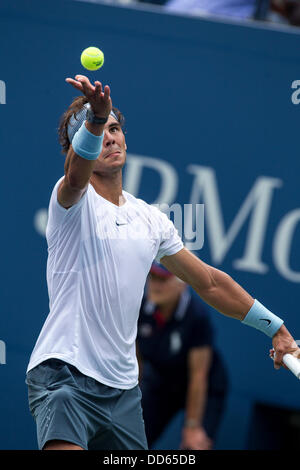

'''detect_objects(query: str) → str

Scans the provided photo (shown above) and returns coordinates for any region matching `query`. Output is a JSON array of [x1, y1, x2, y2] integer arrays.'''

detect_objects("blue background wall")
[[1, 0, 300, 450]]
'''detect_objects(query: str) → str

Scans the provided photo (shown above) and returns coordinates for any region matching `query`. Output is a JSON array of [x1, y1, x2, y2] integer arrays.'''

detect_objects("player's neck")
[[90, 173, 125, 206]]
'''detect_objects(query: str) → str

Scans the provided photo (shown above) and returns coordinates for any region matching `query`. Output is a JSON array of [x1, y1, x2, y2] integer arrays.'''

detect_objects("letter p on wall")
[[0, 340, 6, 364], [0, 80, 6, 104]]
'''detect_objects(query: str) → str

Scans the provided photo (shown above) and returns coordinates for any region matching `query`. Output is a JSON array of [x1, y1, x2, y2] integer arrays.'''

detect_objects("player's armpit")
[[57, 176, 88, 209]]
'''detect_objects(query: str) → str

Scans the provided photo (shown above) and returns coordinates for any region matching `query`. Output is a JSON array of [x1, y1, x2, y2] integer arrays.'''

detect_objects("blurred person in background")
[[136, 262, 228, 450], [72, 0, 300, 26], [163, 0, 268, 20], [163, 0, 300, 26]]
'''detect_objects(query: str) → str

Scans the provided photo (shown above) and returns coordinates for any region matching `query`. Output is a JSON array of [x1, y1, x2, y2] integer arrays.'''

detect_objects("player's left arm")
[[161, 248, 299, 369]]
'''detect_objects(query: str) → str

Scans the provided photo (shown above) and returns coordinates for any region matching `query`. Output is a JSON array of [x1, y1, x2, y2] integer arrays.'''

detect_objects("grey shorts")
[[25, 359, 148, 450]]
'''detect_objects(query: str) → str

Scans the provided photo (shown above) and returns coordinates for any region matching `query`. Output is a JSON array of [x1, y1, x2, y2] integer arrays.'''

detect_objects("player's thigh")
[[43, 439, 84, 450], [26, 360, 91, 450], [89, 385, 148, 450]]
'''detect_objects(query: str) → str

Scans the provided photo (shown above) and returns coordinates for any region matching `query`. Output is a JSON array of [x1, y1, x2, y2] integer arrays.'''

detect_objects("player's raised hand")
[[65, 75, 112, 119]]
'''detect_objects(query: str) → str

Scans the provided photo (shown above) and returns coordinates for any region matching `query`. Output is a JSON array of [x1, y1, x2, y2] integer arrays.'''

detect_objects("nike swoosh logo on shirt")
[[116, 222, 128, 226]]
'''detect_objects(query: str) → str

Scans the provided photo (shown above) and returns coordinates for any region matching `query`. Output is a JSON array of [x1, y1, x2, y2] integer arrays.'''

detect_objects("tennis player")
[[26, 75, 299, 451]]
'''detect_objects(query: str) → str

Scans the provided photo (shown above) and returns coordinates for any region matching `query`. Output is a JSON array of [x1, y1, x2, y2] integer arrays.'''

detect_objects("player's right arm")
[[58, 75, 112, 209], [161, 248, 300, 369]]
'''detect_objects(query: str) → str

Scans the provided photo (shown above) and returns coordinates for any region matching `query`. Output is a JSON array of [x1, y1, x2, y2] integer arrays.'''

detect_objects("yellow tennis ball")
[[80, 47, 104, 71]]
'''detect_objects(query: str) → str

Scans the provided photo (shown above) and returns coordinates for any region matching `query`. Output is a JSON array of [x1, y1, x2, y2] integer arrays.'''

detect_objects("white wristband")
[[241, 299, 284, 338]]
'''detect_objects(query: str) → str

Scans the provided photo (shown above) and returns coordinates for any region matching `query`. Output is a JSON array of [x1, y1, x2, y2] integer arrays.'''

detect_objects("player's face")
[[147, 274, 185, 306], [94, 115, 127, 174]]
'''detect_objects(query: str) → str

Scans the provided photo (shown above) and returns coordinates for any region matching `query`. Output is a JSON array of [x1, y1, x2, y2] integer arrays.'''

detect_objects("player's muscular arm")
[[161, 248, 253, 320], [58, 75, 112, 209], [162, 248, 299, 369], [58, 121, 105, 209]]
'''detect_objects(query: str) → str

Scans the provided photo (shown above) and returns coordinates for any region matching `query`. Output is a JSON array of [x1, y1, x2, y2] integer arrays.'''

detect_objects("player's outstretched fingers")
[[103, 85, 111, 100], [94, 81, 103, 95], [65, 77, 84, 92], [75, 74, 90, 84], [65, 76, 95, 95], [75, 75, 95, 96]]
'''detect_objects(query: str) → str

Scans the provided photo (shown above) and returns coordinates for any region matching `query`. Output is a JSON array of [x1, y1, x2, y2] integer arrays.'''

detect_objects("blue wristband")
[[241, 299, 284, 338], [72, 122, 103, 160]]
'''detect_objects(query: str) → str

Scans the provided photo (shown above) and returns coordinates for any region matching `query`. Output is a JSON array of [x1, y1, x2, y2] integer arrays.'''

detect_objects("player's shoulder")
[[48, 175, 65, 204], [123, 191, 165, 217], [52, 175, 65, 191], [50, 175, 92, 200], [48, 175, 92, 216], [123, 191, 151, 209]]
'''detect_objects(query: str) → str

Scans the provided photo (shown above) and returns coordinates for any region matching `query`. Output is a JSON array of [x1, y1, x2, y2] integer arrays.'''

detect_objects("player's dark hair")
[[58, 95, 125, 155]]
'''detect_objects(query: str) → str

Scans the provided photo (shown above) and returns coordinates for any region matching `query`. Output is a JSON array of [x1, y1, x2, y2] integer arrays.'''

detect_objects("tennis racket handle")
[[283, 354, 300, 379]]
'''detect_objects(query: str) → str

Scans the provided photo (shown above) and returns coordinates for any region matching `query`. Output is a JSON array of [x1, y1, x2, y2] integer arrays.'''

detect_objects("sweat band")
[[241, 299, 284, 338], [67, 103, 118, 143], [71, 121, 103, 160]]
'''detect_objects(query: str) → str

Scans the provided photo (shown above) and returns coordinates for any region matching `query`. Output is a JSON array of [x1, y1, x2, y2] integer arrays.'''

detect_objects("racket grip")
[[283, 354, 300, 379]]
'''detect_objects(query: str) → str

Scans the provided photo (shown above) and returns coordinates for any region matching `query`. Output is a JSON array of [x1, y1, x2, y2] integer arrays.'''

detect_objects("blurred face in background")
[[147, 271, 186, 307]]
